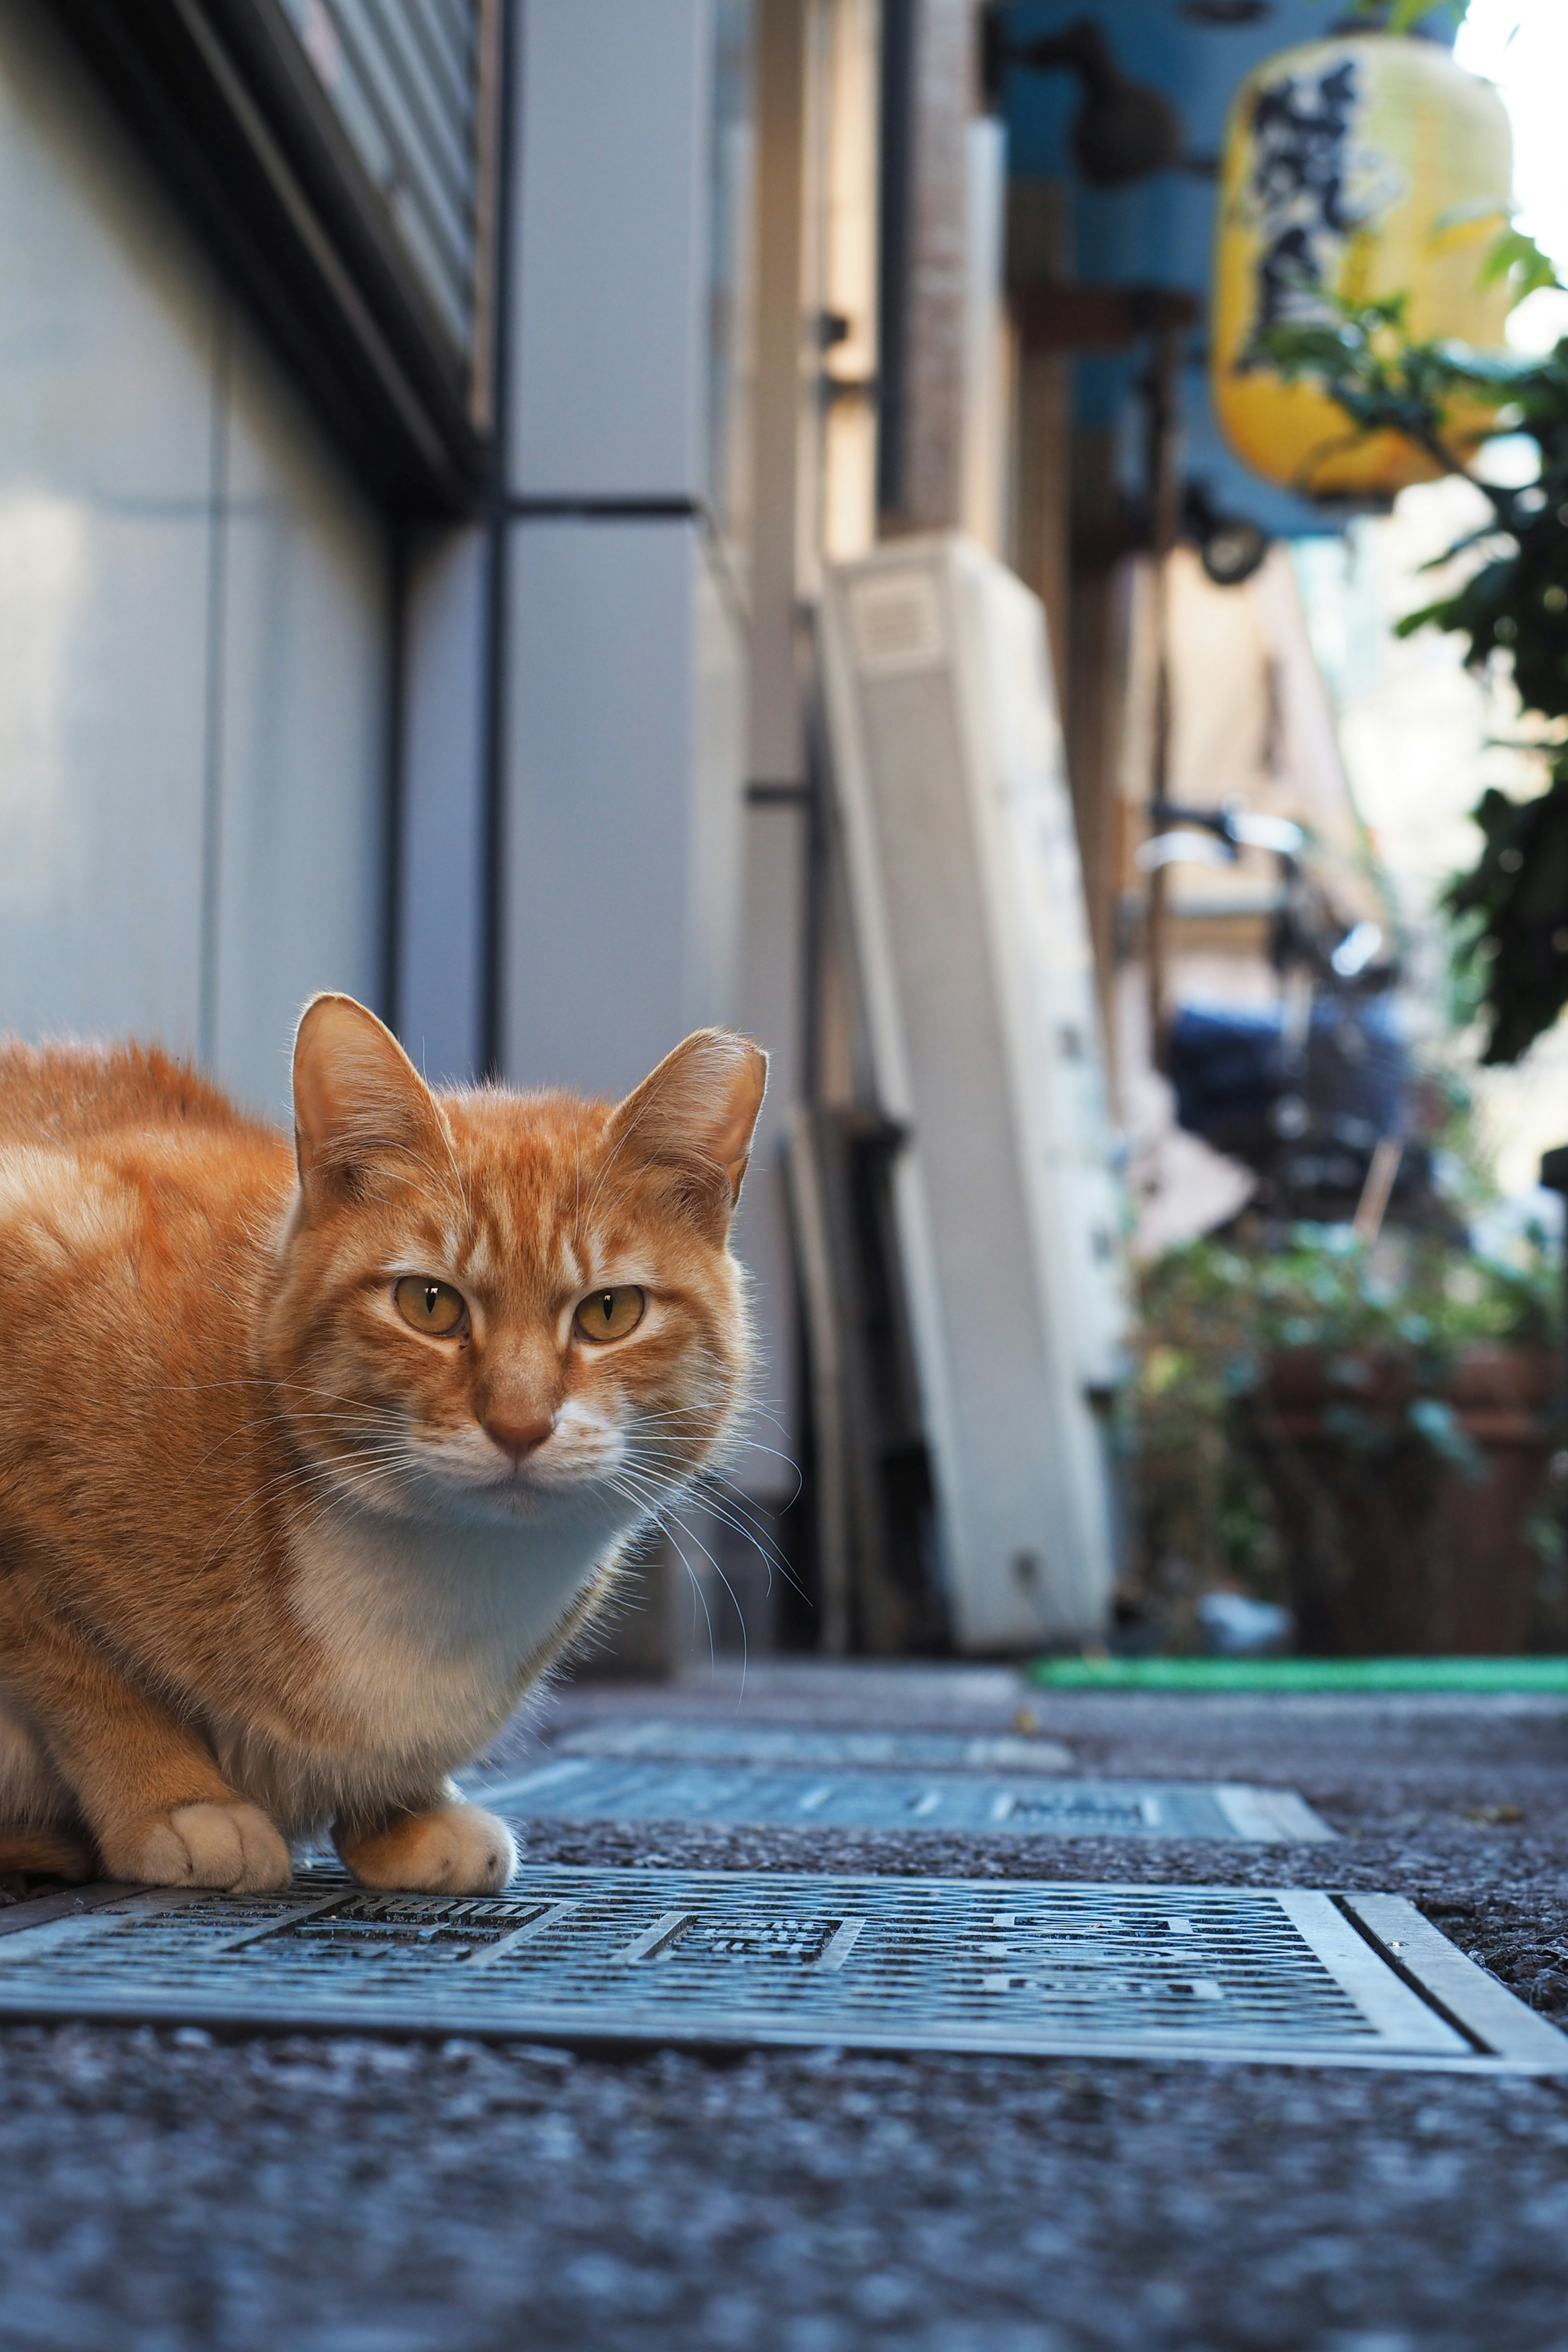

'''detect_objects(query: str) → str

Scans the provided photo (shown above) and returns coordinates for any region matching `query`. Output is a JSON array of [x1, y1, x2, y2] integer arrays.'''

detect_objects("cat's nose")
[[484, 1408, 555, 1464]]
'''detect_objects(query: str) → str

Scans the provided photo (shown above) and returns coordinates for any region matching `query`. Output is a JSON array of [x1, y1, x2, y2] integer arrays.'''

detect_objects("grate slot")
[[817, 1918, 866, 1971], [616, 1912, 696, 1965]]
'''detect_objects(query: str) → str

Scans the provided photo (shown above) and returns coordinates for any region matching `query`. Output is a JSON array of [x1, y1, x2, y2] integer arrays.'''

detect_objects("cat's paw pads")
[[339, 1803, 518, 1895], [109, 1802, 292, 1893]]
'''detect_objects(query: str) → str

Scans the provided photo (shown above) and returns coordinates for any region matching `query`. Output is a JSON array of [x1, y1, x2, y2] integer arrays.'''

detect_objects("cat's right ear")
[[601, 1029, 768, 1239], [291, 994, 446, 1209]]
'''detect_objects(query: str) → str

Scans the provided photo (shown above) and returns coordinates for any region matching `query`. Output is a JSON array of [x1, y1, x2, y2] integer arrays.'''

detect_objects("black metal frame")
[[874, 0, 915, 521], [54, 0, 494, 515]]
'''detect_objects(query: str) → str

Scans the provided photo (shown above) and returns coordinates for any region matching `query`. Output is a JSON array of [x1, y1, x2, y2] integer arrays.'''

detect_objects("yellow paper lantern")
[[1211, 33, 1514, 498]]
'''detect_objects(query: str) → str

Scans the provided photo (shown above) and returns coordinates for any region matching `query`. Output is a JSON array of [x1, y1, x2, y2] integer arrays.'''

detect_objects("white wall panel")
[[502, 517, 745, 1100], [728, 795, 807, 1489], [688, 541, 748, 1032], [0, 8, 216, 503], [820, 537, 1125, 1649], [213, 319, 390, 1118], [511, 0, 710, 497], [0, 0, 214, 1048], [0, 0, 392, 1112], [0, 500, 209, 1049], [396, 525, 488, 1087]]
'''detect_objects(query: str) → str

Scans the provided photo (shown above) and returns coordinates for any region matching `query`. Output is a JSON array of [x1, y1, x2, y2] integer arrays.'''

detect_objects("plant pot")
[[1244, 1344, 1557, 1656]]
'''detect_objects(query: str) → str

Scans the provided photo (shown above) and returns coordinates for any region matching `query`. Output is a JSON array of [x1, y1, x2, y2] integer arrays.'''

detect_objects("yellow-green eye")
[[574, 1286, 645, 1344], [394, 1276, 466, 1337]]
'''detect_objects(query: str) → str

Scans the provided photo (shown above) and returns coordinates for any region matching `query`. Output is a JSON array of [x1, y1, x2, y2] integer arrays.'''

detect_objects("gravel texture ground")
[[0, 1662, 1566, 2352]]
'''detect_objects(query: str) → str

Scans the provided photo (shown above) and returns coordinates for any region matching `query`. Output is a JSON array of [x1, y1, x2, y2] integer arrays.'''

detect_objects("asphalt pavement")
[[1, 1659, 1566, 2352]]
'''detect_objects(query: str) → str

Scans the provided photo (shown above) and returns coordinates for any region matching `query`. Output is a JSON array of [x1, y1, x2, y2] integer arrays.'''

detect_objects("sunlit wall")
[[0, 0, 390, 1117]]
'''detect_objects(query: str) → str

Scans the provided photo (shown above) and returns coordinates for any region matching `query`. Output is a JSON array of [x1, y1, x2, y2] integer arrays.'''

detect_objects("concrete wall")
[[0, 0, 390, 1119], [496, 0, 750, 1104], [501, 516, 746, 1098]]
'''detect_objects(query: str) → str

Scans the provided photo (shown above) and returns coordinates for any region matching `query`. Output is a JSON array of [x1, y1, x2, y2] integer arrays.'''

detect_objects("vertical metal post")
[[479, 0, 520, 1080], [1144, 320, 1181, 1072], [1539, 1145, 1568, 1562], [381, 522, 409, 1032], [197, 295, 231, 1074], [875, 0, 916, 522]]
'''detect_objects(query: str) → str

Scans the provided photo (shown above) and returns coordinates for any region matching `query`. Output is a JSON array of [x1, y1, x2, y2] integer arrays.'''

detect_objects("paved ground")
[[1, 1661, 1566, 2352]]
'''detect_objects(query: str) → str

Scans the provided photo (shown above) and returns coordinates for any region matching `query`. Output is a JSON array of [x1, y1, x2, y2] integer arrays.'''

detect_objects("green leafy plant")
[[1446, 773, 1568, 1065], [1134, 1221, 1560, 1626], [1479, 223, 1565, 308], [1315, 0, 1463, 31], [1135, 1244, 1283, 1608], [1255, 264, 1568, 1062], [1146, 1221, 1558, 1394]]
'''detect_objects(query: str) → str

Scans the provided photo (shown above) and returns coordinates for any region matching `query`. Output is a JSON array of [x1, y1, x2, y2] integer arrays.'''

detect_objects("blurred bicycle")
[[1140, 798, 1443, 1233]]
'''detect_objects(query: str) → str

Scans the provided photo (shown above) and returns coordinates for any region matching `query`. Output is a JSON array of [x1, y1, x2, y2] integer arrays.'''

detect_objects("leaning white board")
[[818, 534, 1129, 1649]]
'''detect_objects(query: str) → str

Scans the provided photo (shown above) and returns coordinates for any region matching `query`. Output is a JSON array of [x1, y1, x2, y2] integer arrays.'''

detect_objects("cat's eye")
[[394, 1276, 466, 1338], [574, 1286, 645, 1344]]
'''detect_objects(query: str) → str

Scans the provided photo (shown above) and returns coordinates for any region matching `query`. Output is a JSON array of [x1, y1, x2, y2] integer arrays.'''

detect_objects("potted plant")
[[1136, 1225, 1561, 1654]]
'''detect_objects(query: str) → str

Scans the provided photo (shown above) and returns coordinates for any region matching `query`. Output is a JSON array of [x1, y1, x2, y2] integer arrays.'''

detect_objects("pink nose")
[[485, 1409, 555, 1464]]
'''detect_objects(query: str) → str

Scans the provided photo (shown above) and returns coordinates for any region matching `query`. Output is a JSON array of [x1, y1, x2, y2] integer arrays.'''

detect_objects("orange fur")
[[0, 1002, 765, 1893]]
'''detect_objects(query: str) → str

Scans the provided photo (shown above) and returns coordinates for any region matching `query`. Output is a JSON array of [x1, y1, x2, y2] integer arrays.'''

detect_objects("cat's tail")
[[0, 1826, 96, 1883]]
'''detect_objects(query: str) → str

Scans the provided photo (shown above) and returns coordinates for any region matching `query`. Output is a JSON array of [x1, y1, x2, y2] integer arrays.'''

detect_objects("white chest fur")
[[283, 1490, 633, 1773]]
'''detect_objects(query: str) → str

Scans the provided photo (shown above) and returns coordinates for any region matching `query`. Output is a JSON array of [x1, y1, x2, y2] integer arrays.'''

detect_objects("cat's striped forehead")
[[443, 1197, 591, 1303], [416, 1089, 705, 1304]]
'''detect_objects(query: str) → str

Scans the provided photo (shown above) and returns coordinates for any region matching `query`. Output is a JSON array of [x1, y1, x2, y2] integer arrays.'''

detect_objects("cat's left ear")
[[606, 1029, 768, 1236], [291, 993, 448, 1209]]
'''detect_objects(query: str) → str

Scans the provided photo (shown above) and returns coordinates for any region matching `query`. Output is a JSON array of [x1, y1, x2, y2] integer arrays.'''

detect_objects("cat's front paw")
[[105, 1801, 292, 1892], [336, 1802, 517, 1894]]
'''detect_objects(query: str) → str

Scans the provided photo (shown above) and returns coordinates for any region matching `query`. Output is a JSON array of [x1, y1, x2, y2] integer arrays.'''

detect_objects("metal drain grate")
[[0, 1871, 1560, 2071], [546, 1721, 1077, 1772], [473, 1758, 1333, 1842]]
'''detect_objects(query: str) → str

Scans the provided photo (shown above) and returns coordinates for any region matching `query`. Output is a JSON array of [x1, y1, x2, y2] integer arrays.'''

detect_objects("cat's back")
[[0, 1043, 292, 1459], [0, 1039, 292, 1287], [0, 1049, 291, 1543], [0, 1039, 265, 1150]]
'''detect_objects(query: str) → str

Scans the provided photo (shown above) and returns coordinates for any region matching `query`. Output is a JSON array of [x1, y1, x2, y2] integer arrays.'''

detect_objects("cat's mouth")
[[316, 1418, 638, 1522], [484, 1454, 557, 1497], [472, 1440, 621, 1508]]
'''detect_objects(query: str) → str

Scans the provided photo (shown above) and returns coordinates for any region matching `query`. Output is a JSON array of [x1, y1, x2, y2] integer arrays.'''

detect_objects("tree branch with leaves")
[[1254, 245, 1568, 1065]]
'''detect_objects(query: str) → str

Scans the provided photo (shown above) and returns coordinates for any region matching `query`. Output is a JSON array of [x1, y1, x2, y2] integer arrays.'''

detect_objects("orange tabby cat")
[[0, 995, 765, 1894]]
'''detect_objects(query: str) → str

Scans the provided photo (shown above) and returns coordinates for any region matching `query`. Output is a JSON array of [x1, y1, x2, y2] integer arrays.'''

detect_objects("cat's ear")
[[291, 993, 446, 1208], [604, 1030, 768, 1236]]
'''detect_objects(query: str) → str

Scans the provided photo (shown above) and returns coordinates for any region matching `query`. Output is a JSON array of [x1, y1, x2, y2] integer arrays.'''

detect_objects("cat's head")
[[259, 994, 766, 1529]]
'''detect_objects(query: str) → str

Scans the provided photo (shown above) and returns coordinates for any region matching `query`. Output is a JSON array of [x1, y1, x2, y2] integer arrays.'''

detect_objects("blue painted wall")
[[997, 1, 1458, 537]]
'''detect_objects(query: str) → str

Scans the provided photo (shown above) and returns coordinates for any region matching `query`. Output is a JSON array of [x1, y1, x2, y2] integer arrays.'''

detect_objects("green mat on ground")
[[1028, 1655, 1568, 1693]]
